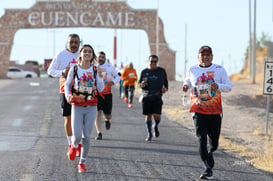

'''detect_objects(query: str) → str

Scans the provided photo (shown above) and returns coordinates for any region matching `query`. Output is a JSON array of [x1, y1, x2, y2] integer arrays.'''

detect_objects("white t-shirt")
[[65, 65, 104, 100], [47, 49, 78, 77], [97, 62, 120, 95]]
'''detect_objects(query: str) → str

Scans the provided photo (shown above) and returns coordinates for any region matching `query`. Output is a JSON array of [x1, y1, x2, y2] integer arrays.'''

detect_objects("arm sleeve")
[[47, 55, 63, 77], [183, 67, 192, 89], [218, 68, 232, 92], [64, 67, 74, 99], [163, 69, 168, 90], [120, 68, 126, 80], [111, 66, 120, 84], [135, 69, 138, 81], [138, 71, 143, 88]]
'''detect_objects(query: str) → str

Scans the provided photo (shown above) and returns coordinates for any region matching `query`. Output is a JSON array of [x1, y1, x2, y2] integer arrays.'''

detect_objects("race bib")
[[197, 84, 211, 99], [129, 73, 135, 78]]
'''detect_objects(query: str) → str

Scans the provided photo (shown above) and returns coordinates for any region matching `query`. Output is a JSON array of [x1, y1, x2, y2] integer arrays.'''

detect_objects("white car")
[[7, 67, 38, 78]]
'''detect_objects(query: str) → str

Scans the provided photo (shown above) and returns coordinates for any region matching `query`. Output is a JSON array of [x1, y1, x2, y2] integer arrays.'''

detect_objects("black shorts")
[[60, 93, 71, 116], [97, 93, 112, 115], [142, 99, 163, 115]]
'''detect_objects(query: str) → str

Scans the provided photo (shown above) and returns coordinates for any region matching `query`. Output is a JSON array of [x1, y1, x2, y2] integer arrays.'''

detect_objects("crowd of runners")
[[47, 33, 169, 174], [47, 33, 232, 180]]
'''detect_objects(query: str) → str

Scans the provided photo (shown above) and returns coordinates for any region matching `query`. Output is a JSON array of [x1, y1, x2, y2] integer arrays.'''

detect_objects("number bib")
[[197, 84, 211, 99]]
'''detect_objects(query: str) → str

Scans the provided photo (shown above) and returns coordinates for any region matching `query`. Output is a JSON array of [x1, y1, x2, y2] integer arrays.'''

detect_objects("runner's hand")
[[210, 83, 219, 91], [183, 85, 189, 92], [162, 87, 167, 93], [62, 67, 70, 78]]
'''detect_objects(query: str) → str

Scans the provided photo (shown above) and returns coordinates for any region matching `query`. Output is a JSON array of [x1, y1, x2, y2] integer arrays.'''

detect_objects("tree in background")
[[245, 32, 272, 58]]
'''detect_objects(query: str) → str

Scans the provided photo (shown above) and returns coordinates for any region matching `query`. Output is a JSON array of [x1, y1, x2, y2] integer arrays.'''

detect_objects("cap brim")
[[199, 48, 212, 54]]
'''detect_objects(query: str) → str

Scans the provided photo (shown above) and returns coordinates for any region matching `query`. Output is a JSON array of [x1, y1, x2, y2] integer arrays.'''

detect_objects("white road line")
[[24, 105, 31, 111], [12, 119, 22, 127]]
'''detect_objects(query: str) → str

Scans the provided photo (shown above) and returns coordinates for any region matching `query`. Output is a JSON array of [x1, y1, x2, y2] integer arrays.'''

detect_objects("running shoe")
[[95, 133, 102, 140], [105, 121, 111, 130], [199, 168, 213, 180], [121, 93, 125, 99], [145, 134, 152, 141], [128, 103, 132, 108], [78, 163, 87, 173], [67, 145, 77, 161], [124, 97, 128, 103], [76, 144, 81, 157]]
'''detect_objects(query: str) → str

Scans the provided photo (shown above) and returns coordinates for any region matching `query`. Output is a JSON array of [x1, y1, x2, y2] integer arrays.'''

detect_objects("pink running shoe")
[[124, 97, 128, 103], [78, 163, 87, 173], [128, 103, 132, 108], [67, 145, 77, 161], [76, 144, 81, 157]]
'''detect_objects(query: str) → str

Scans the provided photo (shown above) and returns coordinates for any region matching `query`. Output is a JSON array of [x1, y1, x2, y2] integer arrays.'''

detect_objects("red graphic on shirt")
[[189, 71, 223, 115]]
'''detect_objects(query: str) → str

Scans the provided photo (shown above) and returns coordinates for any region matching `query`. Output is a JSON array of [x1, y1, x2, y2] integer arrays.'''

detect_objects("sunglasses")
[[150, 60, 158, 63]]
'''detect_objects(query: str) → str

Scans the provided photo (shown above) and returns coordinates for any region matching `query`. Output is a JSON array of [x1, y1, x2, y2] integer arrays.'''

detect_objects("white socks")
[[67, 136, 72, 145]]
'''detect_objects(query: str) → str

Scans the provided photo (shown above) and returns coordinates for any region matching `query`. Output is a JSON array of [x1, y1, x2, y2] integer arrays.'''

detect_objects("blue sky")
[[0, 0, 272, 80]]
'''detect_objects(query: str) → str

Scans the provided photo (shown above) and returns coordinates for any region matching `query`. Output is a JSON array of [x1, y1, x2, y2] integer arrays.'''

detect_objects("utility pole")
[[252, 0, 256, 84], [47, 29, 57, 57], [184, 24, 187, 79], [249, 0, 252, 78], [113, 29, 117, 66], [53, 29, 56, 57]]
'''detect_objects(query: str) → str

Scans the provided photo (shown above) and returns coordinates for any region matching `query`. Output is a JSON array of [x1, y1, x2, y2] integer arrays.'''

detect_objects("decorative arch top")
[[0, 0, 175, 79]]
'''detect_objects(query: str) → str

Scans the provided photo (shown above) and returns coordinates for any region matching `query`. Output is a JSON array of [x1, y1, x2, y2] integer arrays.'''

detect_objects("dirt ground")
[[159, 80, 273, 156]]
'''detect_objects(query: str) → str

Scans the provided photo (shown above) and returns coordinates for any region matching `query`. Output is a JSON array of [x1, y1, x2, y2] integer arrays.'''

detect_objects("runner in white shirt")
[[47, 33, 81, 156], [183, 45, 232, 180], [94, 51, 120, 140], [65, 44, 104, 173]]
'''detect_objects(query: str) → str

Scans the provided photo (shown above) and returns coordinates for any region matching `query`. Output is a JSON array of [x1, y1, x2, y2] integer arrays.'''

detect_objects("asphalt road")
[[0, 78, 272, 181]]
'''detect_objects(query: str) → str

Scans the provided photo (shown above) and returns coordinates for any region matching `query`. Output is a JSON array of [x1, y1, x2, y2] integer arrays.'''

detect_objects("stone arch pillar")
[[0, 27, 17, 78], [0, 0, 176, 80], [141, 13, 175, 80]]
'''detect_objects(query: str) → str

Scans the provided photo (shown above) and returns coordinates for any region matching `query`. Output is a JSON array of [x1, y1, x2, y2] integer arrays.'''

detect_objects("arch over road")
[[0, 0, 175, 79]]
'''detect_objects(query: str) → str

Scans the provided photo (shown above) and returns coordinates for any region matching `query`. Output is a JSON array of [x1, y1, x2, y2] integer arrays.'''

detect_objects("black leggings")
[[124, 85, 135, 104], [193, 113, 222, 162]]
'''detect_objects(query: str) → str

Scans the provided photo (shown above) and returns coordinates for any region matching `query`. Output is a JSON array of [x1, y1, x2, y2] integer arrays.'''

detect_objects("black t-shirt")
[[138, 67, 168, 99]]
